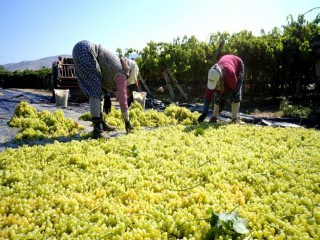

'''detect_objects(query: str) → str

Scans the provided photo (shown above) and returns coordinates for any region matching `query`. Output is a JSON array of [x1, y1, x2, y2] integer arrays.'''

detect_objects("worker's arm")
[[114, 73, 134, 133], [115, 73, 129, 121]]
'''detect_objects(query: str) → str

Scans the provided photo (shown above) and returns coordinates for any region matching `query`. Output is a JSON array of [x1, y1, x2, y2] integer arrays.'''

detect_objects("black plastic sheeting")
[[146, 93, 319, 130], [144, 93, 169, 110], [0, 89, 319, 153], [182, 103, 319, 130], [0, 89, 92, 152], [0, 89, 52, 118]]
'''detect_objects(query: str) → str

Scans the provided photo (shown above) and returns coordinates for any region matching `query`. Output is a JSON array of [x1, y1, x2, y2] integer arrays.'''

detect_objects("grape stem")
[[95, 232, 112, 240], [166, 183, 203, 191]]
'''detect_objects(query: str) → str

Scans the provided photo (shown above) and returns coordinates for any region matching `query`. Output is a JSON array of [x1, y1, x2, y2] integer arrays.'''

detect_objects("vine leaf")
[[209, 210, 249, 236], [131, 144, 139, 157]]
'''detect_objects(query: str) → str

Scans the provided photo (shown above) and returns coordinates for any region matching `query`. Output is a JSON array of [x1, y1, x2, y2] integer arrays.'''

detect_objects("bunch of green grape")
[[81, 101, 201, 130], [163, 104, 199, 125], [8, 101, 83, 140], [1, 124, 319, 239]]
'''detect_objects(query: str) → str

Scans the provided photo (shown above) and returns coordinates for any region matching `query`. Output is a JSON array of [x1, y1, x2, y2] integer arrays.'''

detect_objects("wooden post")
[[138, 72, 152, 95], [166, 68, 188, 101], [163, 69, 175, 100]]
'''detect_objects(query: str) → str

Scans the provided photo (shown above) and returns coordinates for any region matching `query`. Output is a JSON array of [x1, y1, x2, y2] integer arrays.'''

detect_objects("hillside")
[[1, 55, 72, 71], [1, 53, 140, 72]]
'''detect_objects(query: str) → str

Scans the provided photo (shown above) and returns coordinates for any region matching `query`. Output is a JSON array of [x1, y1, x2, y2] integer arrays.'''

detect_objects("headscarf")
[[126, 58, 139, 86]]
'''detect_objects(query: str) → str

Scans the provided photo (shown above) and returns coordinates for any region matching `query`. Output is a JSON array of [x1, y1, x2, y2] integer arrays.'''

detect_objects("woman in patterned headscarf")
[[72, 40, 139, 139]]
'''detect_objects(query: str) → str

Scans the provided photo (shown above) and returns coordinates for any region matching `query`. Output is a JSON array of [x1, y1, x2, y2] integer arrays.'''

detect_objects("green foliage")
[[194, 127, 205, 136], [0, 67, 52, 88], [1, 13, 319, 105], [131, 144, 139, 157], [280, 100, 312, 118], [139, 41, 162, 81], [134, 13, 320, 102]]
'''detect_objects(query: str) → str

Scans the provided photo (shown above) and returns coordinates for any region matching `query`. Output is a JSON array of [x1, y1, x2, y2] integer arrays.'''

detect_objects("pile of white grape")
[[8, 101, 83, 140], [9, 101, 200, 140], [86, 101, 200, 131], [1, 102, 319, 239]]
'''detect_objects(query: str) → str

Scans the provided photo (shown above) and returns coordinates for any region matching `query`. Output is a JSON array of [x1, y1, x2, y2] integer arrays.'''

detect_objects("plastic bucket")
[[54, 89, 69, 107], [133, 91, 146, 109]]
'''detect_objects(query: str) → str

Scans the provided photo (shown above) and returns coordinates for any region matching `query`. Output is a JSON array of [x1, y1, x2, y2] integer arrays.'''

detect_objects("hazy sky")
[[0, 0, 319, 65]]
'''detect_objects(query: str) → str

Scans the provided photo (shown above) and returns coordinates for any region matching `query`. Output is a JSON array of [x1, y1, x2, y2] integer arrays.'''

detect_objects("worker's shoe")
[[92, 117, 110, 139], [232, 118, 241, 124], [100, 113, 116, 131], [209, 116, 217, 123], [101, 119, 116, 132], [197, 113, 207, 123]]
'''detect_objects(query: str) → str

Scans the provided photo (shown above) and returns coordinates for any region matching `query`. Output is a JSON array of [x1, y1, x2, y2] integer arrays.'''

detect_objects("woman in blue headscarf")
[[72, 40, 139, 139]]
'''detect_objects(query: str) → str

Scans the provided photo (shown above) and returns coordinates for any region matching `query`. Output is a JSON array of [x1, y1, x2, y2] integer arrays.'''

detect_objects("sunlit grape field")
[[0, 102, 319, 239]]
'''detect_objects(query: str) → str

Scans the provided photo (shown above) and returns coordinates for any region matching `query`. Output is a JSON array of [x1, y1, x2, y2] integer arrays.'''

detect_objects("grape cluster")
[[8, 101, 83, 140]]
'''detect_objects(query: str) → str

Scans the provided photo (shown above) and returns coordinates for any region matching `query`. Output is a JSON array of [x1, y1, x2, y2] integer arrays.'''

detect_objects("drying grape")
[[1, 102, 320, 239], [8, 101, 84, 140]]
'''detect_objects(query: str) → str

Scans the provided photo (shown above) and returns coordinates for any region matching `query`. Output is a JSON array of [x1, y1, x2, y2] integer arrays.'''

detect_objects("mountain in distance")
[[2, 53, 140, 72], [1, 55, 72, 71]]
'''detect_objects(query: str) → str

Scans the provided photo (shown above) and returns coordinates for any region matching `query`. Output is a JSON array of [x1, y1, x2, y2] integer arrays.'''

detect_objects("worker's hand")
[[125, 121, 134, 133]]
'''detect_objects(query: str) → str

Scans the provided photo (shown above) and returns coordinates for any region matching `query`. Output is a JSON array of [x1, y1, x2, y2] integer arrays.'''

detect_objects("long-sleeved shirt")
[[72, 40, 130, 118], [205, 54, 244, 99]]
